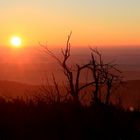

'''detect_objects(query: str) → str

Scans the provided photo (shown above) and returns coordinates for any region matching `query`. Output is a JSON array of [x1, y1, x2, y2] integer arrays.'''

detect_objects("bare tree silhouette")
[[40, 33, 122, 106], [88, 48, 123, 105], [40, 32, 94, 105]]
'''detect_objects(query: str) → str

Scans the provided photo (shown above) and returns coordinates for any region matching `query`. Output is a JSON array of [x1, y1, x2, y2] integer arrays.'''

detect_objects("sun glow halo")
[[11, 36, 22, 47]]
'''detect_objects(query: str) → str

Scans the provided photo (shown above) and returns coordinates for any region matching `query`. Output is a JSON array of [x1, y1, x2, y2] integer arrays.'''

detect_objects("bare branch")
[[52, 73, 60, 102], [79, 81, 96, 91]]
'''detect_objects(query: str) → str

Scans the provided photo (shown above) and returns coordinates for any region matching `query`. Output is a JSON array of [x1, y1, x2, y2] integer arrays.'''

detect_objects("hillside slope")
[[0, 80, 139, 109]]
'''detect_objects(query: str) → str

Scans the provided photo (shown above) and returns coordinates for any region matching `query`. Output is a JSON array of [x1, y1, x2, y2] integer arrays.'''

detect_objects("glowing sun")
[[10, 36, 22, 47]]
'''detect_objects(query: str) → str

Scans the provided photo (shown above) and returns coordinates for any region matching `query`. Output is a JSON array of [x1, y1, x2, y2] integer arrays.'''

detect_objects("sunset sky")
[[0, 0, 140, 47]]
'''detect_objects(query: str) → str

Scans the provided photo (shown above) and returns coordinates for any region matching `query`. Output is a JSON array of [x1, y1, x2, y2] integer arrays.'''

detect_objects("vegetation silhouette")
[[40, 32, 123, 106], [0, 34, 139, 140]]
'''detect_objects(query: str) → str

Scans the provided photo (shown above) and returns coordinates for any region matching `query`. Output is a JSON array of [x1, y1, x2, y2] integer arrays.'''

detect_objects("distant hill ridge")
[[0, 80, 139, 109]]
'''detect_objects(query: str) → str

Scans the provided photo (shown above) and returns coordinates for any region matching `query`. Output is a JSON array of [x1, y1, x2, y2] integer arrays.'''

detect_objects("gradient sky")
[[0, 0, 140, 47]]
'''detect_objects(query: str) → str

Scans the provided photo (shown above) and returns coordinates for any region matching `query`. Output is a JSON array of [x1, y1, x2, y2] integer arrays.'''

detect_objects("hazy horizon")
[[0, 46, 140, 84]]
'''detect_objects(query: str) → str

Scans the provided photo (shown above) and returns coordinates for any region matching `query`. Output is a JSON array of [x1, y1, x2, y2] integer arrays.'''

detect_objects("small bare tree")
[[103, 64, 122, 105], [40, 32, 95, 105], [88, 48, 122, 105], [88, 48, 105, 104], [33, 75, 69, 104]]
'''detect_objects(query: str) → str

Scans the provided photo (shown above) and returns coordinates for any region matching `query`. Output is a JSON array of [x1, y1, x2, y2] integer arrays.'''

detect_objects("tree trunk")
[[73, 93, 80, 106], [105, 85, 111, 105], [93, 83, 100, 104]]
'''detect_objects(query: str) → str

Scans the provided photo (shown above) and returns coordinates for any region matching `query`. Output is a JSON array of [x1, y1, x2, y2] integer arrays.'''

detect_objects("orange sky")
[[0, 0, 140, 48]]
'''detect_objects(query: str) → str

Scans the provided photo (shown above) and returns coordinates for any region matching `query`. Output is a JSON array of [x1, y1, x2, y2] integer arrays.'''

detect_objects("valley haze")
[[0, 46, 140, 84]]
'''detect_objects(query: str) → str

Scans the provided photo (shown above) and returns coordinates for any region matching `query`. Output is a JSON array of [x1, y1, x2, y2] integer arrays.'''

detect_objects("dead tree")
[[103, 65, 123, 105], [40, 32, 94, 105], [87, 48, 105, 104], [87, 48, 122, 105]]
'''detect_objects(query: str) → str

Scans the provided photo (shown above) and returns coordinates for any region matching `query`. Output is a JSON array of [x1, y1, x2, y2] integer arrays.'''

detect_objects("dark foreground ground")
[[0, 97, 139, 140]]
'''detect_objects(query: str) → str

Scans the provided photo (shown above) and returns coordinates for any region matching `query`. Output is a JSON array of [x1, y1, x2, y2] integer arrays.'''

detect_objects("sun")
[[10, 36, 22, 47]]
